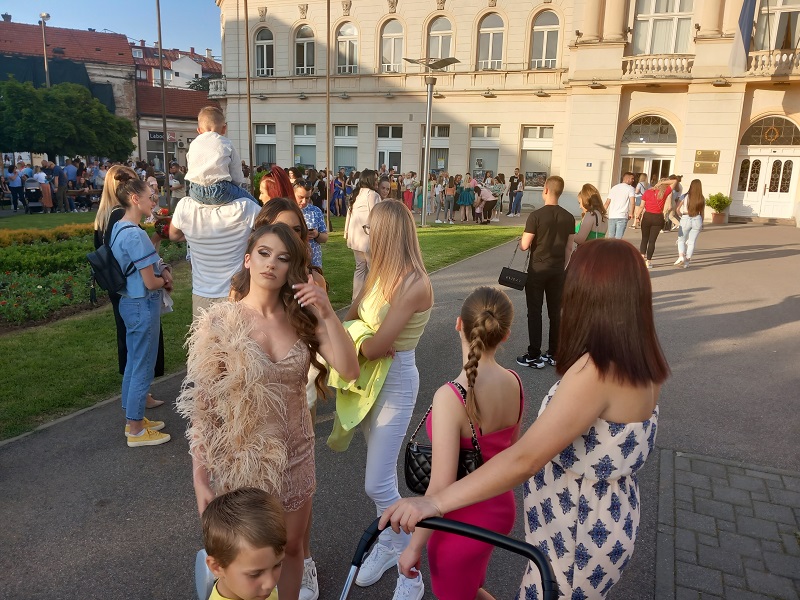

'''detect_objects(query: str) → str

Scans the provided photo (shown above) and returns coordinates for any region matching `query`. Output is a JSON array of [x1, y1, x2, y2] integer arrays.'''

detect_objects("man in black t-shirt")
[[507, 167, 522, 215], [516, 176, 575, 369]]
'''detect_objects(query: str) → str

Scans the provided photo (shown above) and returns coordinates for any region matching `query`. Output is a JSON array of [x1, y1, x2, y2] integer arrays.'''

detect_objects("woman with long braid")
[[398, 287, 523, 600]]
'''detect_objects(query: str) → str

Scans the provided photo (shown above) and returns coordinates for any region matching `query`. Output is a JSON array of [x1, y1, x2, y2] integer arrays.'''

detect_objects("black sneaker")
[[516, 353, 546, 369], [541, 353, 556, 366]]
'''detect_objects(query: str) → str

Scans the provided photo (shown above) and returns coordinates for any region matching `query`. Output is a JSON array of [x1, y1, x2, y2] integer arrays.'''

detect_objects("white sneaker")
[[299, 558, 319, 600], [355, 543, 397, 587], [674, 257, 684, 265], [392, 572, 424, 600], [449, 220, 454, 224], [434, 219, 442, 224], [492, 217, 499, 222]]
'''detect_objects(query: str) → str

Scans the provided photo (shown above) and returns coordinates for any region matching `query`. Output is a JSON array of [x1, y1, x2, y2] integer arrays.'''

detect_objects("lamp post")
[[402, 57, 459, 226], [39, 13, 50, 88]]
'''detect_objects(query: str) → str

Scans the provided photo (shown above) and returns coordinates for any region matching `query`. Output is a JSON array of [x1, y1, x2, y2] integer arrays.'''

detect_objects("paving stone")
[[768, 487, 800, 509], [778, 522, 798, 534], [753, 501, 797, 525], [676, 548, 698, 564], [676, 483, 694, 502], [712, 477, 730, 488], [751, 492, 769, 502], [675, 455, 691, 471], [745, 469, 783, 482], [724, 572, 747, 588], [676, 527, 697, 552], [727, 466, 746, 475], [697, 533, 719, 547], [692, 460, 730, 479], [781, 533, 800, 556], [719, 531, 763, 558], [730, 474, 767, 493], [744, 568, 799, 600], [736, 505, 755, 518], [718, 520, 736, 532], [676, 586, 701, 600], [713, 483, 754, 507], [694, 488, 712, 499], [698, 543, 745, 575], [767, 477, 786, 489], [783, 476, 800, 493], [743, 557, 765, 570], [677, 509, 718, 536], [677, 500, 694, 512], [677, 562, 724, 594], [724, 588, 777, 600], [677, 470, 712, 490], [763, 551, 800, 580], [697, 497, 736, 521], [762, 540, 783, 553], [737, 515, 781, 540]]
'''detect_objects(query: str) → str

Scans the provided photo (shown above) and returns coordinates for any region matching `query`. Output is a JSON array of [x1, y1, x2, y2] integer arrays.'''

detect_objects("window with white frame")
[[425, 125, 450, 172], [530, 11, 559, 69], [632, 0, 694, 55], [755, 0, 800, 51], [378, 125, 403, 139], [381, 20, 404, 73], [293, 124, 317, 168], [522, 126, 554, 188], [428, 17, 453, 63], [132, 48, 143, 59], [469, 124, 501, 176], [334, 125, 358, 172], [337, 22, 359, 74], [136, 68, 148, 80], [153, 69, 173, 84], [256, 28, 274, 76], [255, 124, 277, 166], [477, 13, 504, 71], [295, 26, 315, 75]]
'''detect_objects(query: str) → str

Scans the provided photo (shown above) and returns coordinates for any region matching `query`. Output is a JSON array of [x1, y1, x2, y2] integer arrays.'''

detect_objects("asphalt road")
[[1, 221, 798, 600]]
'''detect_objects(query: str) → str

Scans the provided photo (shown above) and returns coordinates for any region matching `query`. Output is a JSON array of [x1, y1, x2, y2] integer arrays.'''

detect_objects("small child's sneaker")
[[300, 558, 319, 600]]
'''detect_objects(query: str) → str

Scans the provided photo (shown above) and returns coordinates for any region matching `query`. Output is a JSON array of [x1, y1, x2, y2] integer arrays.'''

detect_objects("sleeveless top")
[[575, 211, 607, 240], [358, 279, 432, 351]]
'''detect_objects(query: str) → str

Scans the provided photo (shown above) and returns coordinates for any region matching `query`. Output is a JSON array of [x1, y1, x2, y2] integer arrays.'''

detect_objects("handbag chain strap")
[[409, 382, 482, 455], [508, 238, 531, 271]]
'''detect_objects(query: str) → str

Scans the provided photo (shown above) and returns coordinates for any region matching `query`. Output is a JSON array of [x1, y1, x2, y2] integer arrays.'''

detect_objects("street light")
[[402, 56, 459, 226], [39, 13, 50, 88]]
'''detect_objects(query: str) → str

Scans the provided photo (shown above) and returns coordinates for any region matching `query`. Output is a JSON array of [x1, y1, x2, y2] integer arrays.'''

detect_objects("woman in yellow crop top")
[[343, 201, 433, 598]]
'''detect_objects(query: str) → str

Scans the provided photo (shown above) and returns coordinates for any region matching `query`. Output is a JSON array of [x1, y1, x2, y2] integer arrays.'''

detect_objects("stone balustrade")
[[208, 77, 227, 98], [622, 54, 694, 79], [747, 50, 800, 76]]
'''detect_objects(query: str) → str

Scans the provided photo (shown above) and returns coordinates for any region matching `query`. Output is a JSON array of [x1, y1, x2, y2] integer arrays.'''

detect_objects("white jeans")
[[677, 215, 703, 259], [361, 349, 419, 554]]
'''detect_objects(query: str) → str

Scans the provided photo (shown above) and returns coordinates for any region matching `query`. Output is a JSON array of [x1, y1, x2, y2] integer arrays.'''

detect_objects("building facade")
[[131, 42, 222, 89], [212, 0, 800, 222]]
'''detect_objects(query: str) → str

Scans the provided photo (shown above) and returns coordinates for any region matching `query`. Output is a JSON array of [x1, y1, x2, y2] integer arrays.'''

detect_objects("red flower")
[[0, 301, 6, 306], [51, 288, 58, 294]]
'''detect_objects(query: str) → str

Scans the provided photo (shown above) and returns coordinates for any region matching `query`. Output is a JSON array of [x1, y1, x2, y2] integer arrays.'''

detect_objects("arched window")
[[295, 26, 315, 75], [381, 20, 404, 73], [740, 116, 800, 146], [621, 116, 677, 144], [337, 22, 359, 74], [477, 13, 504, 71], [255, 28, 274, 77], [530, 11, 559, 69], [428, 17, 453, 62]]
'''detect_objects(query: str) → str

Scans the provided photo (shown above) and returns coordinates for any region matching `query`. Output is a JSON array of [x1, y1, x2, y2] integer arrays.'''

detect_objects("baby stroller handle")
[[340, 517, 558, 600]]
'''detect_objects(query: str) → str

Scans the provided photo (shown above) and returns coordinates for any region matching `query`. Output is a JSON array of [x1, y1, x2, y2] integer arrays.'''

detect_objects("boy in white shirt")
[[185, 106, 259, 205]]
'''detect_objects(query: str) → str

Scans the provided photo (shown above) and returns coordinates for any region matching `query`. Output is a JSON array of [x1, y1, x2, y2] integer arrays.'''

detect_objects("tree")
[[0, 79, 136, 160], [185, 76, 210, 92]]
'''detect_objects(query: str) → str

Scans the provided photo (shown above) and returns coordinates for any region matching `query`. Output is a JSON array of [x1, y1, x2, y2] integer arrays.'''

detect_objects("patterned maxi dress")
[[517, 381, 659, 600]]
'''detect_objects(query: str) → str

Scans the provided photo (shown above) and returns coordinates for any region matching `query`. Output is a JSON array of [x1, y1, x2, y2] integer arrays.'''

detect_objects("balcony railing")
[[381, 63, 402, 73], [208, 78, 226, 98], [747, 49, 800, 76], [256, 67, 275, 77], [337, 65, 359, 75], [295, 66, 316, 76], [477, 59, 503, 71], [622, 54, 694, 78]]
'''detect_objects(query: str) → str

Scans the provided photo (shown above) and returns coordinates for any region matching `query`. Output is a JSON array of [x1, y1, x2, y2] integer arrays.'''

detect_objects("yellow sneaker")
[[125, 417, 165, 436], [127, 428, 171, 447]]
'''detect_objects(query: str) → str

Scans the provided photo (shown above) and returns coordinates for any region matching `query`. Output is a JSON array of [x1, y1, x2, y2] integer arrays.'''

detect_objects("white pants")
[[352, 250, 370, 301], [361, 349, 419, 553]]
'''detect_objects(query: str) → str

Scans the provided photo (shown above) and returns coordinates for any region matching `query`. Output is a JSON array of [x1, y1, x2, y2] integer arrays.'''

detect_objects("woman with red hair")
[[258, 165, 294, 203]]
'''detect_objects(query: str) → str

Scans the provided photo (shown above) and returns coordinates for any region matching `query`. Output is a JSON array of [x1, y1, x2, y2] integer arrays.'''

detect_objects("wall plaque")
[[693, 161, 719, 174], [695, 150, 720, 162]]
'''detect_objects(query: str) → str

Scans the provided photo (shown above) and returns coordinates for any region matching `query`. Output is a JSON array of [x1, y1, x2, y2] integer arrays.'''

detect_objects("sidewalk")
[[1, 222, 799, 599]]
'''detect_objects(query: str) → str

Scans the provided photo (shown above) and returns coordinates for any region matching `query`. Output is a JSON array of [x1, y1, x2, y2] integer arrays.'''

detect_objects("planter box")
[[711, 212, 726, 225]]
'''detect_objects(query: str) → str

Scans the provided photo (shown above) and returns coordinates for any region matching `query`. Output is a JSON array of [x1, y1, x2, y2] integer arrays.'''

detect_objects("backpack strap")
[[109, 224, 139, 277]]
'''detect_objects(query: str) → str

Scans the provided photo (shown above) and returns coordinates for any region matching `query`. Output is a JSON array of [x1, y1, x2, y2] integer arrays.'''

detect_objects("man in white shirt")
[[169, 195, 260, 318], [604, 172, 636, 239]]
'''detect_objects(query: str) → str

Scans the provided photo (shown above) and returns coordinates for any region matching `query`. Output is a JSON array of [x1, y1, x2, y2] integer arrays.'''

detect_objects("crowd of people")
[[81, 103, 693, 600]]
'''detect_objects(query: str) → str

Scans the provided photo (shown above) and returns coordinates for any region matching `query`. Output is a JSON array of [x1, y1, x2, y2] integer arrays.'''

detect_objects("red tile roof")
[[0, 21, 134, 66], [134, 46, 221, 75], [136, 84, 220, 120]]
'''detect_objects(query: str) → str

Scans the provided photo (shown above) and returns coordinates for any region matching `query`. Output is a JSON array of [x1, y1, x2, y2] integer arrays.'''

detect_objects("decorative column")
[[581, 0, 604, 43], [602, 0, 627, 42], [698, 0, 723, 37]]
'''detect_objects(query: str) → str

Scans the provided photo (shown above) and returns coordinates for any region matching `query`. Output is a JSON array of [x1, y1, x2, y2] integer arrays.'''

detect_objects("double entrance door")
[[732, 151, 797, 219], [620, 156, 673, 186]]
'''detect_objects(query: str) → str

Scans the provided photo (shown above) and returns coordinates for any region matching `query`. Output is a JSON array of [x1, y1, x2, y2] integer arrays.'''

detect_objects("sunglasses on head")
[[294, 179, 314, 190]]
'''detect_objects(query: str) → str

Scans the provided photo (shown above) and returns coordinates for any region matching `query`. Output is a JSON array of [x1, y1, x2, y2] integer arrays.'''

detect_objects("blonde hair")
[[362, 201, 428, 303], [94, 165, 136, 230], [577, 183, 607, 218], [461, 287, 513, 426], [654, 178, 672, 194], [198, 106, 225, 131]]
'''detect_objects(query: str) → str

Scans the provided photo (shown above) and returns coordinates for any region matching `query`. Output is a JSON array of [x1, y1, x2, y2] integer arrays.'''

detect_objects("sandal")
[[146, 393, 165, 409]]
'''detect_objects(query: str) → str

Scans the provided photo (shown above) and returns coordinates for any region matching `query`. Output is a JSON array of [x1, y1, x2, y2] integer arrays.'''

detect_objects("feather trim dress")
[[175, 301, 315, 512]]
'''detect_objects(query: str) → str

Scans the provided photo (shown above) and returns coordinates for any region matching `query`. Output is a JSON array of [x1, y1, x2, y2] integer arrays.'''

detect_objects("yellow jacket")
[[327, 319, 393, 452]]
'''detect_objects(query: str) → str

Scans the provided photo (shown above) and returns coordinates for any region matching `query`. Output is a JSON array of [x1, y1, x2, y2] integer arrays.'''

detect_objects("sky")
[[13, 2, 222, 58]]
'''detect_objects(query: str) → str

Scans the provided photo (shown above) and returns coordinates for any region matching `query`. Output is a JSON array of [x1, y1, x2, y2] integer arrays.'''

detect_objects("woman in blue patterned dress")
[[456, 172, 475, 222], [382, 238, 670, 600]]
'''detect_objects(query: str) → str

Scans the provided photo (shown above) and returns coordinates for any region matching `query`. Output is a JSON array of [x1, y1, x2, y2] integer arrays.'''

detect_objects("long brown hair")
[[461, 287, 513, 426], [556, 239, 669, 386], [254, 197, 309, 243], [230, 224, 328, 398], [685, 179, 705, 217], [577, 183, 607, 219]]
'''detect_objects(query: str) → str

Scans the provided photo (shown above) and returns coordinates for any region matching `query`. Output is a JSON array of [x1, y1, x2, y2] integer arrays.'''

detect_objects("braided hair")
[[461, 287, 513, 426]]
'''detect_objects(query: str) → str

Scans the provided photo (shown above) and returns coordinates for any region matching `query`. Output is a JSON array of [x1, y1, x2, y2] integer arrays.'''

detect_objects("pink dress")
[[425, 373, 524, 599]]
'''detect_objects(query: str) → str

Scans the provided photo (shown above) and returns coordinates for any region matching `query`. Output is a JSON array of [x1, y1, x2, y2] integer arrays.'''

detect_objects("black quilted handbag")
[[498, 241, 530, 290], [404, 381, 483, 495]]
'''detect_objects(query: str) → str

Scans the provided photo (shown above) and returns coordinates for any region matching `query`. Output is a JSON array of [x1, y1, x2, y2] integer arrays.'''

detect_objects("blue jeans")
[[119, 292, 162, 421], [188, 180, 259, 205], [608, 218, 629, 239], [677, 215, 703, 259], [511, 191, 523, 215]]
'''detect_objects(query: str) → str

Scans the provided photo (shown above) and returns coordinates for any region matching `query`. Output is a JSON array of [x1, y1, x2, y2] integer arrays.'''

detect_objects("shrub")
[[706, 193, 732, 213], [0, 224, 95, 247]]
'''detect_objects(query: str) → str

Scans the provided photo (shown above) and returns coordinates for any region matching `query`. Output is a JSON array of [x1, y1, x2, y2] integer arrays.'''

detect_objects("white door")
[[732, 156, 797, 218], [620, 156, 673, 185]]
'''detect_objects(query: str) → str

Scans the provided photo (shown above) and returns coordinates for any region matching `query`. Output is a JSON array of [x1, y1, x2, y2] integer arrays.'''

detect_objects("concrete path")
[[1, 220, 799, 599]]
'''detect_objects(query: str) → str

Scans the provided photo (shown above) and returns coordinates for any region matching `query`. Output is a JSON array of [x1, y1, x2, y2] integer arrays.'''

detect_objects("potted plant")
[[706, 192, 732, 225]]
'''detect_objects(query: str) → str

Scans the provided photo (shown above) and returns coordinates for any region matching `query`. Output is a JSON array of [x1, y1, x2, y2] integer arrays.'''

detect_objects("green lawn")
[[0, 217, 521, 440], [0, 212, 97, 230]]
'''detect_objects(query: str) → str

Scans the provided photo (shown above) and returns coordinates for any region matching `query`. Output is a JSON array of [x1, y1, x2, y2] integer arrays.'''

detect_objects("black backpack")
[[87, 224, 137, 294]]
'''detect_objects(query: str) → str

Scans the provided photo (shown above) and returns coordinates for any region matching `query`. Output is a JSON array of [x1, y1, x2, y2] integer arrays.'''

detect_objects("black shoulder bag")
[[404, 381, 484, 495], [498, 241, 530, 290]]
